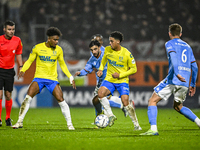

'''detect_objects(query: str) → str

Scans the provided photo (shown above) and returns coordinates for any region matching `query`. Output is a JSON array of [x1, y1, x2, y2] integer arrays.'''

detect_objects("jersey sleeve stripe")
[[168, 50, 176, 53]]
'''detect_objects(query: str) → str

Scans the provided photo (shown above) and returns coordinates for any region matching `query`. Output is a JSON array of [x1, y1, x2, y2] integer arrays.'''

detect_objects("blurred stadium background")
[[0, 0, 200, 108]]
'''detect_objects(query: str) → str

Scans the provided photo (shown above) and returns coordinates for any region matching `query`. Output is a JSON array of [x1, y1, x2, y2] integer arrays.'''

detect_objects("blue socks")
[[148, 106, 157, 125], [180, 106, 197, 122], [147, 106, 197, 127], [109, 100, 121, 108]]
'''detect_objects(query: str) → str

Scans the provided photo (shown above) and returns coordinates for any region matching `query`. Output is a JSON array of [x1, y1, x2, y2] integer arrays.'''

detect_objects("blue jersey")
[[165, 38, 197, 87], [79, 46, 107, 87]]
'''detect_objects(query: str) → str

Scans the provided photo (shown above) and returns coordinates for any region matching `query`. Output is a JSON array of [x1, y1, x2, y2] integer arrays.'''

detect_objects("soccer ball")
[[95, 114, 109, 128]]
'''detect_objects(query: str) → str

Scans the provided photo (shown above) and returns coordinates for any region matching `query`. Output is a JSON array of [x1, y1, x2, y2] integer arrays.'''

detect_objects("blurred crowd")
[[0, 0, 200, 60]]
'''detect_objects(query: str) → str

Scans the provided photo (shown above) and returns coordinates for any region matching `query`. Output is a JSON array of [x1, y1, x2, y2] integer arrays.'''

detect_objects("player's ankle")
[[151, 125, 157, 131], [194, 117, 200, 127]]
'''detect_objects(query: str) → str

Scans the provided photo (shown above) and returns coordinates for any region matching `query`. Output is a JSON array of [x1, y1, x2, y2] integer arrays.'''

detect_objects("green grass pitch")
[[0, 107, 200, 150]]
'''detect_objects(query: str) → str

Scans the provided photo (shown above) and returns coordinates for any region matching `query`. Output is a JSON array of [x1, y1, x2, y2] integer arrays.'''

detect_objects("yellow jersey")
[[99, 46, 137, 83], [21, 42, 72, 81]]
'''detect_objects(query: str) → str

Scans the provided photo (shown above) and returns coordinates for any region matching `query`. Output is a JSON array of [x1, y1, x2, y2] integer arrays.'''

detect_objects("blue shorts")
[[32, 78, 59, 94], [100, 80, 129, 97]]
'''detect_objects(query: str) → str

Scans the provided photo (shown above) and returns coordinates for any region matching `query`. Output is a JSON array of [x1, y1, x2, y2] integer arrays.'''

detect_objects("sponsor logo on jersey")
[[39, 56, 56, 62], [41, 50, 46, 52], [40, 49, 47, 54], [178, 66, 191, 72], [175, 42, 189, 47], [108, 59, 124, 67]]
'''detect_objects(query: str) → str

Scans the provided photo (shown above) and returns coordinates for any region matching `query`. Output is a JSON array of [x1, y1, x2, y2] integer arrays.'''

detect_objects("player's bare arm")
[[16, 54, 23, 73], [97, 70, 103, 77], [189, 86, 196, 97], [112, 72, 119, 78]]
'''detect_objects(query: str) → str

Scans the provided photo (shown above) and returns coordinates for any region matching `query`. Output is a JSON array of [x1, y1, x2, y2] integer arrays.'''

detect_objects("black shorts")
[[0, 68, 15, 92]]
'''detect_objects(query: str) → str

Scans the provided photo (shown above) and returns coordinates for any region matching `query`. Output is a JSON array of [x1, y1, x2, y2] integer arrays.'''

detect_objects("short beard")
[[50, 45, 56, 48], [95, 51, 100, 58]]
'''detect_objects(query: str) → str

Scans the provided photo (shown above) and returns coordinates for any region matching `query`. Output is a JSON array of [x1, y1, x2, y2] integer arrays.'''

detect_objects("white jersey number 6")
[[182, 49, 187, 63]]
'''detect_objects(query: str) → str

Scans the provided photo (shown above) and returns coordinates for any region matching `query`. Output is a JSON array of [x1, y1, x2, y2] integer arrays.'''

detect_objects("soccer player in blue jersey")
[[74, 40, 127, 118], [97, 31, 141, 130], [141, 23, 200, 135], [12, 27, 76, 130], [91, 34, 105, 53]]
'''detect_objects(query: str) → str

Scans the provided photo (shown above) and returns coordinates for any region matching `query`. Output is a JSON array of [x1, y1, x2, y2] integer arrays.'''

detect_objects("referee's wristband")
[[19, 65, 23, 68]]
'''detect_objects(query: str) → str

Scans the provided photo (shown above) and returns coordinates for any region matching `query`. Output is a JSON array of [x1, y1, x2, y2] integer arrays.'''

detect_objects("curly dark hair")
[[109, 31, 124, 42], [46, 27, 62, 37]]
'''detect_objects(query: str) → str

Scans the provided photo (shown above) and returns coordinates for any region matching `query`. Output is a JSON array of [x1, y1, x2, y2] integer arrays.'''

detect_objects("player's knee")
[[148, 98, 155, 106], [98, 94, 103, 99], [5, 92, 12, 100], [98, 91, 104, 98], [98, 88, 108, 98], [121, 99, 129, 106]]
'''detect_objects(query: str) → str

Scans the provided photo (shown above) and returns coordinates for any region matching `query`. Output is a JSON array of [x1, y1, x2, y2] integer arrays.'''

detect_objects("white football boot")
[[134, 125, 142, 131], [12, 122, 23, 129], [68, 124, 75, 130]]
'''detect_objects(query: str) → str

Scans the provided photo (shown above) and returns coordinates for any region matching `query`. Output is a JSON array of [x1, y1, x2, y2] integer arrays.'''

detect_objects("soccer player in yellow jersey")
[[12, 27, 76, 130], [97, 31, 141, 130]]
